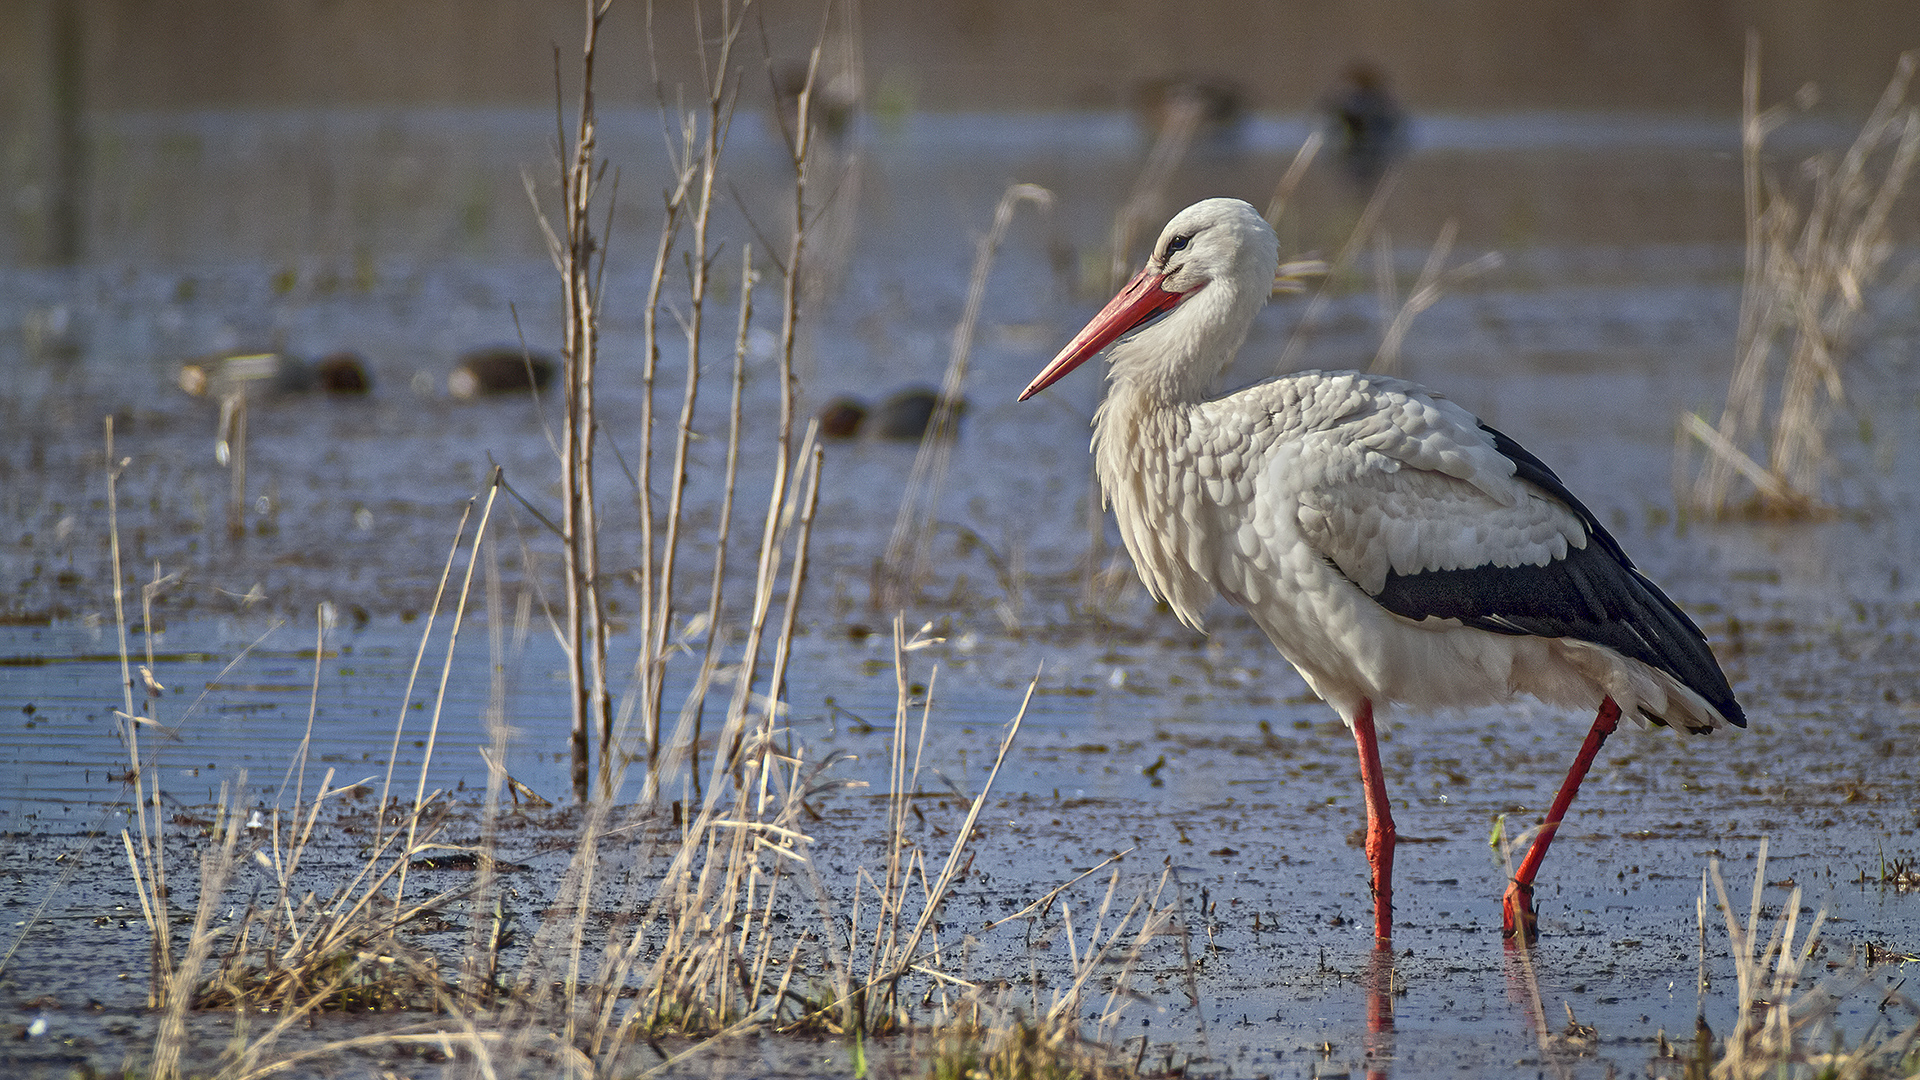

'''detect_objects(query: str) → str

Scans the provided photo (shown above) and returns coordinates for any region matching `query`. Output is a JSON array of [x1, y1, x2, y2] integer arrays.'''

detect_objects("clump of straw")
[[1683, 40, 1919, 518], [1693, 841, 1920, 1079]]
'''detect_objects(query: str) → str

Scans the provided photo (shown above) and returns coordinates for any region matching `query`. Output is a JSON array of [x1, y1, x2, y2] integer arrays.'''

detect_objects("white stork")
[[1019, 198, 1744, 943]]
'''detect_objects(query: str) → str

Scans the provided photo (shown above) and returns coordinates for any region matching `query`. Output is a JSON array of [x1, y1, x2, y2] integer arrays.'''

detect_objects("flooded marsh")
[[4, 63, 1920, 1080]]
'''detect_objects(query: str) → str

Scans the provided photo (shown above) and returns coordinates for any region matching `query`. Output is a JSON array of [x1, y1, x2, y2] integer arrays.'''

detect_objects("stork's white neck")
[[1102, 267, 1269, 407]]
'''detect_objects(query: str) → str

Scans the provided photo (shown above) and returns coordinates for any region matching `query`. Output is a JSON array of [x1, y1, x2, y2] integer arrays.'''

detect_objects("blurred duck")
[[448, 348, 557, 399], [818, 397, 868, 439], [313, 352, 372, 392], [774, 60, 862, 144], [1323, 61, 1408, 190], [178, 350, 371, 398], [814, 386, 967, 442]]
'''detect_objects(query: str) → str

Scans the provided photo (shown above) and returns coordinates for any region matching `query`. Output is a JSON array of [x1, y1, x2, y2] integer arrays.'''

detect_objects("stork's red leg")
[[1502, 696, 1622, 940], [1351, 698, 1396, 946]]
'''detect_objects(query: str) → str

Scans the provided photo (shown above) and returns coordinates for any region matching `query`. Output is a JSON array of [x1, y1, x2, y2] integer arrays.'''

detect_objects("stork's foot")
[[1501, 882, 1537, 941]]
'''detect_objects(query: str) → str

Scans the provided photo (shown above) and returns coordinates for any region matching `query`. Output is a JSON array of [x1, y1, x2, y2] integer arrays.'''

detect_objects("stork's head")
[[1020, 198, 1280, 401]]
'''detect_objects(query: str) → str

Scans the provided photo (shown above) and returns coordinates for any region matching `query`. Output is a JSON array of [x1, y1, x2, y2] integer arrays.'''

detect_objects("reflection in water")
[[1366, 946, 1397, 1080], [1503, 936, 1595, 1078]]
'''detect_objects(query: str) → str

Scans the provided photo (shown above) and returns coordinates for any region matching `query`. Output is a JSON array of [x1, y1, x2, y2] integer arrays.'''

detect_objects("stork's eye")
[[1165, 234, 1192, 256]]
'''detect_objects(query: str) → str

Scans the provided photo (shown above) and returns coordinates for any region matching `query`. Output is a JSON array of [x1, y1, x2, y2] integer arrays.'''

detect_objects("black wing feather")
[[1368, 423, 1745, 729]]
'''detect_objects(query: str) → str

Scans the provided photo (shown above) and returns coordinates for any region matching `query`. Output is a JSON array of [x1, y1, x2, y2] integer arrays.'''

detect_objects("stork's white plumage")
[[1021, 198, 1744, 943]]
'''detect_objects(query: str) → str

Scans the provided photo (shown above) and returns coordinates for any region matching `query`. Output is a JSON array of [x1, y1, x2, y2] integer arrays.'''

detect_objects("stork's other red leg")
[[1350, 699, 1396, 946], [1502, 696, 1622, 940]]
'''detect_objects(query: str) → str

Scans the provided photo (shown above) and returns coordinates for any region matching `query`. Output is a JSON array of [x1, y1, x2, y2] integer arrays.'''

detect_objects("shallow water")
[[3, 108, 1920, 1077]]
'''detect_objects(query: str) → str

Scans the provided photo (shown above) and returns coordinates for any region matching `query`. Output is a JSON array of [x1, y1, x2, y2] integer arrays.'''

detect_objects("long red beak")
[[1018, 266, 1188, 401]]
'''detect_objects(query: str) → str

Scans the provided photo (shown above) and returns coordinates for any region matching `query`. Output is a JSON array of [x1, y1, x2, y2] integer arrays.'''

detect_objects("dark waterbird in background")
[[816, 386, 966, 441], [178, 350, 371, 398], [1324, 61, 1409, 190], [1019, 198, 1744, 944], [448, 347, 557, 399]]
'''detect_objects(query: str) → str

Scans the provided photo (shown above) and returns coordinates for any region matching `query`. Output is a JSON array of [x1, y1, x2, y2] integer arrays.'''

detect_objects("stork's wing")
[[1283, 389, 1584, 594], [1279, 390, 1743, 728]]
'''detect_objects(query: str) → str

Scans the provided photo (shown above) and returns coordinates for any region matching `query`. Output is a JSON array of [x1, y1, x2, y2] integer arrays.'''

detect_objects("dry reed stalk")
[[717, 4, 819, 775], [465, 508, 535, 1009], [822, 618, 948, 1034], [880, 183, 1053, 609], [1685, 40, 1919, 518], [394, 474, 504, 913], [1264, 130, 1324, 231], [714, 416, 822, 775], [636, 1, 748, 785], [752, 437, 826, 759], [869, 668, 1029, 998], [682, 243, 758, 787], [539, 0, 616, 799], [273, 603, 329, 821], [371, 494, 472, 850], [1370, 220, 1502, 377], [103, 416, 176, 1003]]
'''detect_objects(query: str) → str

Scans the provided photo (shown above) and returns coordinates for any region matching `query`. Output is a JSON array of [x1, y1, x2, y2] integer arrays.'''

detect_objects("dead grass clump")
[[510, 618, 1032, 1063], [119, 481, 510, 1080], [1683, 40, 1919, 519], [922, 867, 1178, 1080], [1690, 842, 1920, 1080], [187, 788, 466, 1016], [927, 1017, 1130, 1080]]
